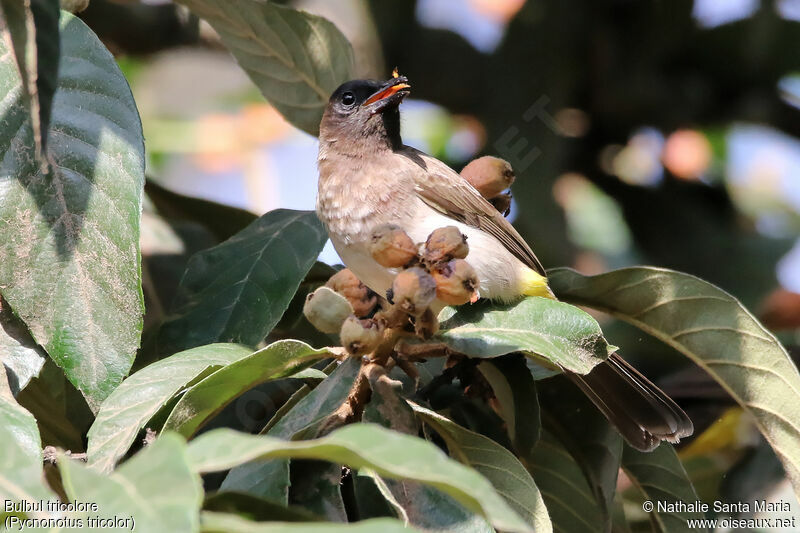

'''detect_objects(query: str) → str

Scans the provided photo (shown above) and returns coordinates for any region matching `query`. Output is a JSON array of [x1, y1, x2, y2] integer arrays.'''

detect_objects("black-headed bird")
[[316, 75, 693, 451]]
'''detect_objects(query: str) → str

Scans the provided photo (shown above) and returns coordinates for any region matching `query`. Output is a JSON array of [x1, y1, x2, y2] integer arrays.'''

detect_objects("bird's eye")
[[341, 92, 356, 106]]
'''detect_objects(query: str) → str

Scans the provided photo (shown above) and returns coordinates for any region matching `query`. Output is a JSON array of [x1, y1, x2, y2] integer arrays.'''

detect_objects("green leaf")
[[0, 364, 54, 503], [352, 471, 405, 520], [159, 209, 327, 353], [188, 424, 533, 533], [261, 361, 339, 436], [0, 0, 60, 161], [0, 12, 145, 411], [204, 491, 323, 522], [289, 460, 347, 522], [0, 296, 46, 395], [528, 430, 606, 533], [412, 403, 552, 533], [174, 0, 353, 136], [435, 297, 610, 374], [364, 373, 492, 532], [60, 433, 203, 533], [621, 444, 708, 533], [477, 355, 541, 458], [610, 495, 633, 533], [221, 358, 360, 501], [200, 513, 418, 533], [163, 340, 330, 438], [538, 375, 623, 526], [549, 266, 800, 496], [87, 343, 253, 473]]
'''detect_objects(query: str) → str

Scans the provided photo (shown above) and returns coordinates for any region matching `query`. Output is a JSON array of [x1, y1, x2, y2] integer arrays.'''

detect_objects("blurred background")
[[78, 0, 799, 520]]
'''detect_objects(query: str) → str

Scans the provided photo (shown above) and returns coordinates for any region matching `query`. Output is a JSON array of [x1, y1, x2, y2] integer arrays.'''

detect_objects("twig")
[[43, 446, 86, 464], [415, 356, 475, 401], [395, 340, 452, 361]]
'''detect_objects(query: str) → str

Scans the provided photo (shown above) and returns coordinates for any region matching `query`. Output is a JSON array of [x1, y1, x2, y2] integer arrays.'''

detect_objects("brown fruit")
[[460, 156, 515, 199], [326, 268, 377, 317], [370, 224, 418, 268], [391, 267, 437, 316], [303, 286, 354, 333], [432, 259, 480, 305], [340, 315, 384, 356], [423, 226, 469, 264]]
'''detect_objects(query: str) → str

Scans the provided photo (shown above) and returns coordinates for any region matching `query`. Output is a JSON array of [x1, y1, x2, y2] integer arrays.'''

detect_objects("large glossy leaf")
[[221, 358, 361, 501], [163, 340, 330, 438], [175, 0, 353, 135], [188, 424, 533, 533], [289, 460, 347, 522], [549, 266, 800, 495], [0, 296, 46, 395], [477, 356, 540, 458], [87, 343, 253, 473], [0, 12, 145, 411], [200, 513, 418, 533], [412, 403, 552, 533], [435, 297, 610, 374], [0, 365, 54, 503], [621, 444, 708, 533], [260, 359, 340, 436], [365, 376, 492, 532], [204, 491, 323, 522], [538, 375, 623, 529], [0, 0, 60, 160], [159, 209, 327, 353], [528, 430, 606, 533], [60, 433, 203, 533]]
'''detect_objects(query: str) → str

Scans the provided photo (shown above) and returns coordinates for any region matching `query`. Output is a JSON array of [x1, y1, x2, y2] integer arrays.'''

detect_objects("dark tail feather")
[[567, 353, 694, 451]]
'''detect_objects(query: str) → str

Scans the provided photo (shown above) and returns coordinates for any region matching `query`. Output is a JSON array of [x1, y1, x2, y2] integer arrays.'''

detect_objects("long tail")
[[520, 269, 692, 450], [568, 352, 694, 451]]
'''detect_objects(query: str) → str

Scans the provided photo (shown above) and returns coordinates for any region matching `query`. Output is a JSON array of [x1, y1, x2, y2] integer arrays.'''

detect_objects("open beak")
[[363, 76, 411, 112]]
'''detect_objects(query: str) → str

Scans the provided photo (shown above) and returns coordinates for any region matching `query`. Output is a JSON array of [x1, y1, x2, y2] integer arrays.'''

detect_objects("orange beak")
[[364, 83, 411, 106]]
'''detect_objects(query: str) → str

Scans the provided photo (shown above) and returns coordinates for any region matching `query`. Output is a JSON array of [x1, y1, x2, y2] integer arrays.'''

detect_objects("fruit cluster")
[[303, 225, 479, 357]]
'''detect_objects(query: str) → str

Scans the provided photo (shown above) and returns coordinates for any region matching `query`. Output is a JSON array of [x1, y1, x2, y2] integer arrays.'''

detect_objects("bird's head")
[[319, 76, 411, 154]]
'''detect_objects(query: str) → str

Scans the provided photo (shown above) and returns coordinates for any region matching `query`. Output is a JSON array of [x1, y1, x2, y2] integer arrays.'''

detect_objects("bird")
[[316, 75, 693, 451]]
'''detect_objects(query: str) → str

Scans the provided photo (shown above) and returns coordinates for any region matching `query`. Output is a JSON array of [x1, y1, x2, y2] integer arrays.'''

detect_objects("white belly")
[[330, 204, 529, 303]]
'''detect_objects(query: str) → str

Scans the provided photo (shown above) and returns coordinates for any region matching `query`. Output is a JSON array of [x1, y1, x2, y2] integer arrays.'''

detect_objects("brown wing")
[[401, 147, 546, 275]]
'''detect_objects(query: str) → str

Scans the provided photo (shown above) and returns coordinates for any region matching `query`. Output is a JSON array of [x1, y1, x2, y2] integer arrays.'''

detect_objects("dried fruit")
[[460, 156, 515, 199], [391, 267, 437, 316], [432, 259, 480, 305], [423, 226, 469, 264], [370, 224, 418, 268], [340, 315, 384, 355], [326, 268, 377, 317], [303, 286, 354, 333]]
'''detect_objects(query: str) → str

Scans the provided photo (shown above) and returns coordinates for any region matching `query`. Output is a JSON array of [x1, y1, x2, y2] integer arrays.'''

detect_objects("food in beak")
[[364, 83, 410, 106]]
